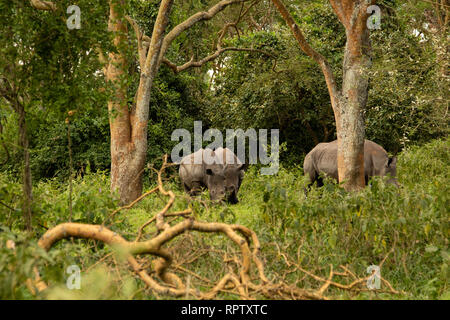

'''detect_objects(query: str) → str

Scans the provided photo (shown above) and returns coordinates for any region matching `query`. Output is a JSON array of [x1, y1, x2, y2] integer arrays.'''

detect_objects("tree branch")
[[132, 0, 174, 146], [339, 0, 375, 60], [125, 15, 152, 70], [329, 0, 349, 29], [163, 47, 274, 73], [271, 0, 340, 112], [158, 0, 251, 67], [162, 2, 274, 74]]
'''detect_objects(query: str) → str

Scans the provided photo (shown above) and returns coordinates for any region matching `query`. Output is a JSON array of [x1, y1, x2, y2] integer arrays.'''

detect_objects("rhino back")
[[312, 141, 339, 180], [213, 147, 242, 166], [305, 140, 390, 181], [363, 140, 389, 177], [179, 149, 206, 187]]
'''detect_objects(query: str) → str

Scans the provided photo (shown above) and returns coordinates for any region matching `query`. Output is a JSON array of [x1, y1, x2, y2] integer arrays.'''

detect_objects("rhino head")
[[205, 163, 247, 204]]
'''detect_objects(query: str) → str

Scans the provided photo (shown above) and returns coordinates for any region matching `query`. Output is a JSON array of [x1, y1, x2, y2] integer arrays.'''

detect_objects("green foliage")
[[0, 0, 110, 179], [0, 170, 119, 230], [0, 138, 448, 299], [31, 113, 110, 179], [206, 0, 448, 163], [0, 173, 22, 228], [34, 171, 119, 226], [206, 17, 339, 163], [0, 0, 448, 300], [237, 138, 449, 298], [203, 1, 344, 164], [45, 266, 142, 300], [0, 227, 62, 299], [0, 0, 207, 180], [146, 70, 207, 164], [366, 1, 449, 152]]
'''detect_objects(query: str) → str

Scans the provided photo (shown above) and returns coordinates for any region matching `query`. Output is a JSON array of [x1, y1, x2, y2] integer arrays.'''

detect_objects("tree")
[[204, 6, 343, 163], [365, 0, 449, 152], [30, 0, 265, 204], [0, 78, 32, 230], [271, 0, 375, 191], [205, 0, 448, 161], [1, 0, 109, 229]]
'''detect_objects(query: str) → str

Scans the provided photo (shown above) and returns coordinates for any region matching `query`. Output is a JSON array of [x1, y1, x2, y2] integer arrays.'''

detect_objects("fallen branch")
[[29, 0, 56, 11]]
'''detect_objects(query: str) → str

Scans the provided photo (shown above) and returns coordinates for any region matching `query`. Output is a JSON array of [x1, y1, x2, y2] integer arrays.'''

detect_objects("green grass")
[[0, 137, 448, 299]]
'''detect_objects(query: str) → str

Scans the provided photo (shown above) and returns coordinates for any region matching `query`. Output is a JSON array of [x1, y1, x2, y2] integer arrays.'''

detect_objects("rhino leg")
[[315, 176, 324, 187], [305, 169, 322, 188]]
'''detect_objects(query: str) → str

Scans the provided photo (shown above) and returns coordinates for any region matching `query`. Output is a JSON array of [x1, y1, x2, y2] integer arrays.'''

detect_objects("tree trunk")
[[271, 0, 373, 191], [106, 0, 137, 204], [336, 12, 372, 190], [17, 102, 33, 230], [107, 0, 173, 204]]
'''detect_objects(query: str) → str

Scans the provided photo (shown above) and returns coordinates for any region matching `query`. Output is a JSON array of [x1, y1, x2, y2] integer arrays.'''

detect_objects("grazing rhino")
[[179, 147, 247, 204], [304, 139, 398, 188]]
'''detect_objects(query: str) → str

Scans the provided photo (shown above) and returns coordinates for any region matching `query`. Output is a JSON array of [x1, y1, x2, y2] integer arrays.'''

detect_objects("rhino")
[[303, 139, 398, 188], [179, 147, 247, 204]]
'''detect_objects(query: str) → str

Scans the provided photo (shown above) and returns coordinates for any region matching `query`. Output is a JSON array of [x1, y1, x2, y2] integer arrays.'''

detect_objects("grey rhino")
[[304, 139, 398, 188], [179, 147, 247, 203]]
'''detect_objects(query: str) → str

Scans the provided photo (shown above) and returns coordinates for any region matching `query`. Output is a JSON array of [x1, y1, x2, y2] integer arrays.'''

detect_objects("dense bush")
[[237, 138, 449, 298]]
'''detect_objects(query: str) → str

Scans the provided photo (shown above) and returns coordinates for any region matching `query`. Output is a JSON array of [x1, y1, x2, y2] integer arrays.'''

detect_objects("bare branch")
[[142, 0, 174, 75], [125, 15, 149, 70], [162, 3, 274, 74], [163, 47, 274, 73]]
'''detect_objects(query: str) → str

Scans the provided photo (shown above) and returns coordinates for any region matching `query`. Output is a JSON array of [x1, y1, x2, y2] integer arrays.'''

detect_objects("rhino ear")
[[205, 168, 214, 176], [388, 157, 397, 167]]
